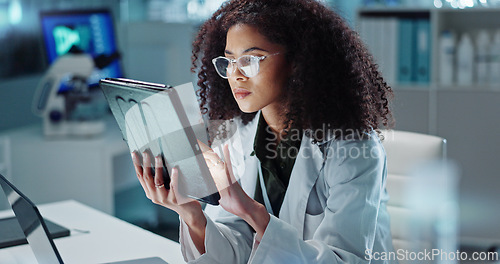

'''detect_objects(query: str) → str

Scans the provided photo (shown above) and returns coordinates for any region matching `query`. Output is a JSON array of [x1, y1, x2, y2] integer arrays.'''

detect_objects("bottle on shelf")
[[475, 30, 490, 86], [478, 0, 489, 7], [490, 0, 500, 7], [490, 30, 500, 87], [439, 30, 455, 86], [456, 33, 474, 86]]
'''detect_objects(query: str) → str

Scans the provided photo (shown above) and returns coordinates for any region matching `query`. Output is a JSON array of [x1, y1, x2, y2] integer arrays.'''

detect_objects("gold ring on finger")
[[155, 184, 165, 189]]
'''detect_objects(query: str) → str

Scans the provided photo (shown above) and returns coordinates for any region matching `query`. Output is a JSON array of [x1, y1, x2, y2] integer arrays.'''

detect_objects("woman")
[[133, 0, 397, 263]]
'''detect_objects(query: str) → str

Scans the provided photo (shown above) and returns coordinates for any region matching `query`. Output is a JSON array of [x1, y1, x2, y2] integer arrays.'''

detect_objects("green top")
[[252, 114, 302, 216]]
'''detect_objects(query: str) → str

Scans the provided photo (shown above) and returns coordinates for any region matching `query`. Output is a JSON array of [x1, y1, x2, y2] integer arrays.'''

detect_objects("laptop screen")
[[0, 173, 64, 264]]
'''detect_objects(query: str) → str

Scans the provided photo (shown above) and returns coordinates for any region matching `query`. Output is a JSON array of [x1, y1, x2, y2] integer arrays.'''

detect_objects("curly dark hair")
[[192, 0, 393, 141]]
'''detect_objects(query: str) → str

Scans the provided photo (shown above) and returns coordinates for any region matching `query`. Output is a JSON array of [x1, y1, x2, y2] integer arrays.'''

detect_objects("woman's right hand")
[[131, 151, 204, 222], [131, 151, 207, 254]]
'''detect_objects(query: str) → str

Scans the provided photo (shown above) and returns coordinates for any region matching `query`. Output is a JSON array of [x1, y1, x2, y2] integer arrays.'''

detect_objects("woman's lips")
[[233, 88, 251, 99]]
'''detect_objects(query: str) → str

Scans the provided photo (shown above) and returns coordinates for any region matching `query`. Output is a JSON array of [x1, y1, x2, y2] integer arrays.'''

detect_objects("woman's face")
[[224, 24, 290, 114]]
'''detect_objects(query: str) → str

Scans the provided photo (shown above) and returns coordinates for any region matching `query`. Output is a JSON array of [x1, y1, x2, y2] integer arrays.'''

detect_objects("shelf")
[[437, 10, 500, 32], [359, 7, 432, 13], [390, 84, 433, 91], [359, 7, 430, 18], [391, 83, 500, 92], [436, 7, 500, 13], [434, 85, 500, 92], [359, 6, 500, 13], [358, 8, 500, 92]]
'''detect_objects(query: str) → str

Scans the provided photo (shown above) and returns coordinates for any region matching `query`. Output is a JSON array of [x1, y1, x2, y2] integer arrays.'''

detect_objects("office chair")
[[381, 130, 447, 263]]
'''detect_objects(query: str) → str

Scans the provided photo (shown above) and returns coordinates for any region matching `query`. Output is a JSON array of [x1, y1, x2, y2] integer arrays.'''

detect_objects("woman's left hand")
[[199, 141, 270, 239]]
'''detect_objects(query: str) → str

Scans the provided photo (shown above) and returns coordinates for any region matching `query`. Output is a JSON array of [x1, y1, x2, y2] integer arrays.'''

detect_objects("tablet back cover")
[[100, 78, 219, 205]]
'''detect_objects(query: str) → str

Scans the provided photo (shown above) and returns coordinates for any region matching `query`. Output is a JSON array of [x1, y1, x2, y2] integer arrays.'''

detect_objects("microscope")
[[32, 50, 119, 138]]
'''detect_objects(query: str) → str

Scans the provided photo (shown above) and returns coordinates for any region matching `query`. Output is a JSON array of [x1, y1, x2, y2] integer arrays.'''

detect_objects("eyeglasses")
[[211, 53, 280, 79]]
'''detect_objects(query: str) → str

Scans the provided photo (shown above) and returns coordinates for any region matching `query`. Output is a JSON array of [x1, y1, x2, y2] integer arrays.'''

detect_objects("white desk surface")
[[0, 200, 186, 264]]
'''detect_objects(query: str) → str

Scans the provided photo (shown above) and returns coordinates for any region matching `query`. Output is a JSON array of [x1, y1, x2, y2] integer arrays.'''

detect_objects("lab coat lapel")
[[279, 135, 324, 238], [232, 114, 260, 197]]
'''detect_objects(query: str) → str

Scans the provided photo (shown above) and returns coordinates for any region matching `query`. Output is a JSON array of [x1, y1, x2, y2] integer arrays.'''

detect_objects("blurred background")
[[0, 0, 499, 261]]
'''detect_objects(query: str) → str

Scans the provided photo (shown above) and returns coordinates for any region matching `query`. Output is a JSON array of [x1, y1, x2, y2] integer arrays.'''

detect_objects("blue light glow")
[[8, 0, 22, 25]]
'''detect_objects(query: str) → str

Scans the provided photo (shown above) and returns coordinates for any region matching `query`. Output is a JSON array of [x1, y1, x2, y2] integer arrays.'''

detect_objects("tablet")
[[100, 78, 220, 205]]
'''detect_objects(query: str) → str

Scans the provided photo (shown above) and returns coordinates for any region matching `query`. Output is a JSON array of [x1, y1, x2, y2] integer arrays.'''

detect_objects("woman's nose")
[[230, 65, 248, 81]]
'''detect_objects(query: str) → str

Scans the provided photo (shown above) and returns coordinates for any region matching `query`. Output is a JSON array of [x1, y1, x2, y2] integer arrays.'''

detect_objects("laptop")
[[0, 173, 168, 264]]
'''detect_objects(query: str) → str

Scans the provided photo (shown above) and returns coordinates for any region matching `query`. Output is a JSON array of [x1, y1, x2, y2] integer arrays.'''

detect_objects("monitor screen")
[[40, 9, 123, 87]]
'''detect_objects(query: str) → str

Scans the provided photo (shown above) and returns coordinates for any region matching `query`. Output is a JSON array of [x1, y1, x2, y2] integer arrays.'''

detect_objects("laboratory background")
[[0, 0, 499, 261]]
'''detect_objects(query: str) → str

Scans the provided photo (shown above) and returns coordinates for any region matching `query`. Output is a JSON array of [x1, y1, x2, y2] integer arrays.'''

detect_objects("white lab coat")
[[179, 113, 397, 263]]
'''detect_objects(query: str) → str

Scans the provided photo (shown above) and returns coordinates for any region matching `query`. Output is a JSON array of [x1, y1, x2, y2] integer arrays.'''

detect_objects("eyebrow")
[[224, 47, 269, 55]]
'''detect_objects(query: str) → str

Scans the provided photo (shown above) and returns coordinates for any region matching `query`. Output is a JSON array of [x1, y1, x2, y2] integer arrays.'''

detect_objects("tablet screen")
[[100, 79, 219, 205]]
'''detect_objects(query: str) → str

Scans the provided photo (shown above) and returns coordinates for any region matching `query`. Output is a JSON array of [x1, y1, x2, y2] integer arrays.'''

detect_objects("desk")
[[0, 200, 185, 264]]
